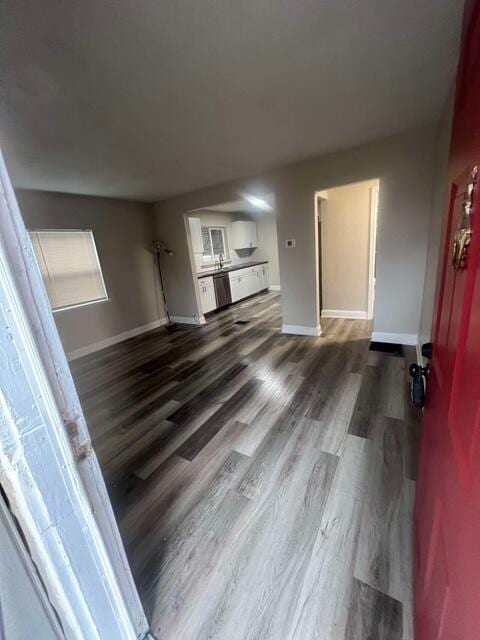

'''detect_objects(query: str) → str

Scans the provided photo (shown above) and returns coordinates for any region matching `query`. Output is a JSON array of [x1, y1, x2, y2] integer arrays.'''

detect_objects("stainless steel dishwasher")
[[213, 271, 232, 309]]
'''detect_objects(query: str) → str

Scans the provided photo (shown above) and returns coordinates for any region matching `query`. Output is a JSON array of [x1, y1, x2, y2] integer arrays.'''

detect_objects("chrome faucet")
[[217, 253, 225, 270]]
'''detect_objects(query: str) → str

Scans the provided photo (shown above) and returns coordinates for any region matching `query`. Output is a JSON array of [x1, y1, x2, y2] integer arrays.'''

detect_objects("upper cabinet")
[[188, 217, 204, 254], [231, 221, 257, 250]]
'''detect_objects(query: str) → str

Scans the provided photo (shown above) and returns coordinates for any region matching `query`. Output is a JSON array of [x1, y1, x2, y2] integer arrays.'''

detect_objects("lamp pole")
[[152, 240, 175, 325]]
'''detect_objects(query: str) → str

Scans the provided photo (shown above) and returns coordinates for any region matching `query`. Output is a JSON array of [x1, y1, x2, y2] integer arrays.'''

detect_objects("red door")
[[414, 2, 480, 638]]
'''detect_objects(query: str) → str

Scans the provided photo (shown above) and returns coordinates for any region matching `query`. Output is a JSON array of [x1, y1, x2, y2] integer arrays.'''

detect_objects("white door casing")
[[367, 185, 379, 320], [0, 148, 149, 640], [0, 494, 64, 639]]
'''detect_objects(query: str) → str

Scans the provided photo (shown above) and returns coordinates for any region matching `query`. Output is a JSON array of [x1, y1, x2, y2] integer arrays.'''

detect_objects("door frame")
[[315, 192, 328, 316], [316, 183, 379, 321], [0, 149, 149, 639], [0, 491, 65, 638], [367, 185, 379, 320]]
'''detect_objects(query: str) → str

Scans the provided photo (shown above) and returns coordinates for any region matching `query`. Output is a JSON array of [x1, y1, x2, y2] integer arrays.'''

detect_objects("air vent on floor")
[[234, 320, 251, 325], [369, 341, 403, 357]]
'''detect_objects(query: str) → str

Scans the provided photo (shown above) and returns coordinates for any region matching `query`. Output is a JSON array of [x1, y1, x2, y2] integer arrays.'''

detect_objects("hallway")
[[71, 292, 421, 640]]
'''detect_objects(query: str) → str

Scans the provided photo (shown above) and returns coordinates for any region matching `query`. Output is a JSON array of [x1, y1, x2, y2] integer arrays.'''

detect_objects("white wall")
[[154, 127, 436, 341], [16, 190, 164, 357], [418, 89, 455, 347], [251, 210, 281, 288], [320, 180, 378, 317]]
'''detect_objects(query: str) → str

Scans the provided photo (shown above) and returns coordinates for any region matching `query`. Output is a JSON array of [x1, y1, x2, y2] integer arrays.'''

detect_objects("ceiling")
[[194, 195, 275, 214], [0, 1, 463, 202]]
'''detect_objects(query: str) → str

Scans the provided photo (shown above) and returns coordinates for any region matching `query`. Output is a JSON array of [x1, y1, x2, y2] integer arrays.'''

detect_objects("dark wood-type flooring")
[[70, 292, 422, 640]]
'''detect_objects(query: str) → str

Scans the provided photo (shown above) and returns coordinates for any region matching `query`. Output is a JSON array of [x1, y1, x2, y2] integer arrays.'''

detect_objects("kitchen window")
[[201, 226, 228, 263], [29, 229, 109, 311]]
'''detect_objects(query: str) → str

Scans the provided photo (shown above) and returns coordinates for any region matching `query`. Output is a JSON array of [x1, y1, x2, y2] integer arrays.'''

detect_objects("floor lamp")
[[152, 240, 175, 326]]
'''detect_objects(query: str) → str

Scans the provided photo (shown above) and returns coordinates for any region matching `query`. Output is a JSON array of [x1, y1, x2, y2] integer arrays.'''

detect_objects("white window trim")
[[53, 296, 111, 314], [202, 226, 229, 263], [30, 228, 109, 312], [0, 149, 149, 639]]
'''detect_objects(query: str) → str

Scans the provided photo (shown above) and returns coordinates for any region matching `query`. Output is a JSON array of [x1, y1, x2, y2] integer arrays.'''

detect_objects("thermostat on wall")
[[285, 239, 296, 248]]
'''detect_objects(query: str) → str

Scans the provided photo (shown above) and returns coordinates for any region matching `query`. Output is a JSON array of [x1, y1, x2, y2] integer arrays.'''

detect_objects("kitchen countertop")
[[197, 260, 268, 279]]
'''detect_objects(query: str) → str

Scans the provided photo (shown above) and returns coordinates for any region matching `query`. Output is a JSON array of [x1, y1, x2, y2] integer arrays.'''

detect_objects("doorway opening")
[[184, 194, 281, 322], [316, 179, 379, 323]]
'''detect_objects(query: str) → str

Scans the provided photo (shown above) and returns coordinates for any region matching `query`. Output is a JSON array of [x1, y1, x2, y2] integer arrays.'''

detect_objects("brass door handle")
[[452, 229, 472, 271], [452, 165, 477, 272]]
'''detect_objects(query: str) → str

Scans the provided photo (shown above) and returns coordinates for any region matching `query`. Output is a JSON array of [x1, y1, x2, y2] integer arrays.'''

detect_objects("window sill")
[[52, 298, 110, 313]]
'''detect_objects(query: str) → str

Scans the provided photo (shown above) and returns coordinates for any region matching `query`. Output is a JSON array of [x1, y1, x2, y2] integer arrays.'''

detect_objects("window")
[[29, 230, 108, 312], [201, 226, 228, 263]]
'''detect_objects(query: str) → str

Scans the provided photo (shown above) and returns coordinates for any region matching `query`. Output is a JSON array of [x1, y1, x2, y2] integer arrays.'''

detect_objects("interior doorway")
[[316, 179, 379, 322], [184, 195, 281, 323]]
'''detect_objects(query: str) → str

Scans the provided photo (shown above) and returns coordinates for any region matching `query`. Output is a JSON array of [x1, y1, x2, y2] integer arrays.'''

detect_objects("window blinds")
[[201, 227, 211, 257], [29, 230, 108, 311], [210, 228, 225, 256], [201, 226, 226, 260]]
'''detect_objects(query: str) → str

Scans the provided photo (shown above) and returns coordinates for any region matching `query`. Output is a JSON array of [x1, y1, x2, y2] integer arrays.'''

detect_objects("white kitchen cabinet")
[[229, 263, 268, 303], [251, 265, 261, 292], [238, 275, 249, 299], [240, 274, 249, 300], [198, 276, 217, 314], [258, 263, 269, 290], [253, 267, 260, 291], [246, 272, 257, 297], [229, 272, 243, 302], [189, 217, 204, 254], [229, 271, 249, 302], [231, 221, 257, 250]]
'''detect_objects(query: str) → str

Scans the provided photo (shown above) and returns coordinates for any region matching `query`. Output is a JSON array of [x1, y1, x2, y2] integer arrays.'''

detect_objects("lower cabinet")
[[255, 263, 269, 291], [244, 272, 256, 298], [229, 273, 243, 303], [228, 263, 269, 304], [199, 276, 216, 314], [199, 264, 269, 314], [230, 272, 251, 302], [260, 263, 269, 290]]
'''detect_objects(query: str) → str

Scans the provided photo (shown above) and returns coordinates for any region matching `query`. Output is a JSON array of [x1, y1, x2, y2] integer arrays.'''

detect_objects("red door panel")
[[414, 1, 480, 639]]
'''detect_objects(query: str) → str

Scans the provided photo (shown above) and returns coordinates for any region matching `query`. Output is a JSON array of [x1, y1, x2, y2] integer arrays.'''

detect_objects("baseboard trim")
[[269, 285, 281, 292], [68, 317, 169, 360], [170, 315, 204, 325], [282, 323, 322, 337], [371, 331, 418, 346], [321, 309, 368, 320]]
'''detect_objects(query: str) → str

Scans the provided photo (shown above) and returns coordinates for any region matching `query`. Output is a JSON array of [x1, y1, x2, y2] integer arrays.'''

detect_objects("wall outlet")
[[285, 239, 296, 248]]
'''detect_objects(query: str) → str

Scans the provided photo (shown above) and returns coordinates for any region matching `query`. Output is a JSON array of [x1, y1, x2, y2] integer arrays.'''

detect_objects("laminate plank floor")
[[70, 292, 422, 640]]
